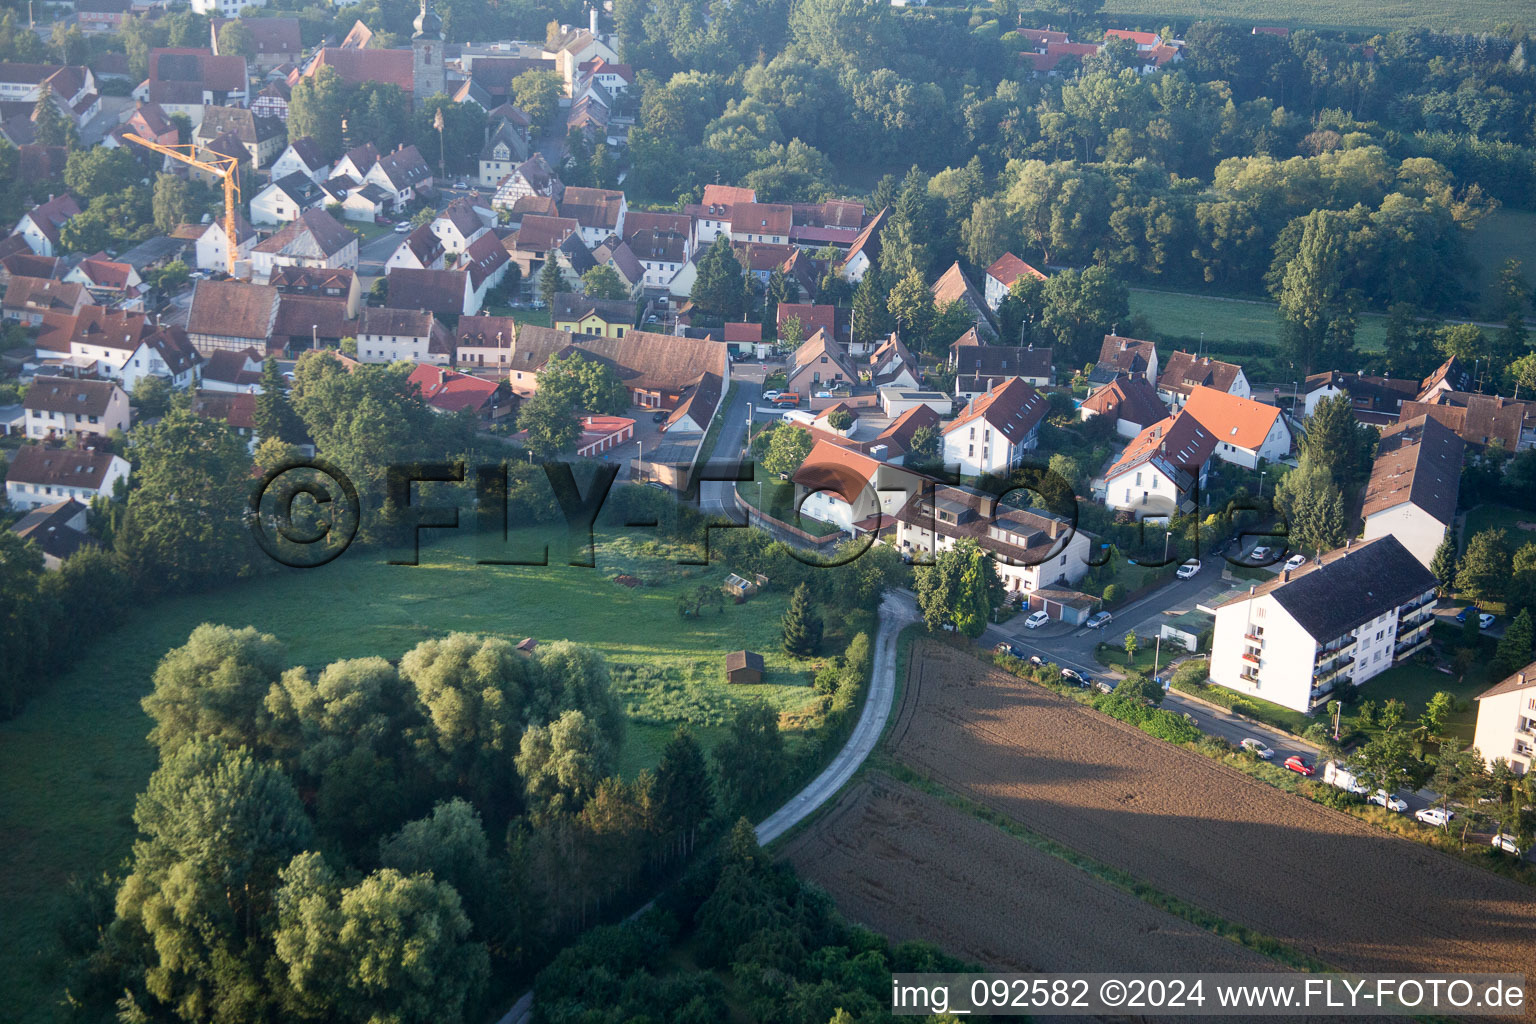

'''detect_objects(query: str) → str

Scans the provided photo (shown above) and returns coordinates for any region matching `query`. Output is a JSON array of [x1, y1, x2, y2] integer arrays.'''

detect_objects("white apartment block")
[[1473, 665, 1536, 774], [1209, 536, 1437, 713]]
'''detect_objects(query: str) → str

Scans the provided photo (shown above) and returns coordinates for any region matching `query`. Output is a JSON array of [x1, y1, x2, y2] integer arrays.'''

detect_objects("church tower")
[[412, 0, 444, 103]]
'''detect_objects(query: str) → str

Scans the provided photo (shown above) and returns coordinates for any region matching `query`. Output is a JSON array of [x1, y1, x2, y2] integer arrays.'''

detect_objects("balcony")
[[1398, 607, 1434, 632], [1313, 657, 1354, 688], [1393, 634, 1431, 661], [1515, 741, 1534, 758], [1309, 685, 1337, 709], [1243, 632, 1264, 644], [1315, 636, 1357, 663], [1241, 651, 1261, 665]]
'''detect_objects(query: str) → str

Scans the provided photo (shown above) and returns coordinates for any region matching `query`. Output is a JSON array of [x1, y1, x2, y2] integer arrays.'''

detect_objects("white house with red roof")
[[940, 377, 1048, 477], [790, 438, 928, 535], [1102, 410, 1216, 519], [14, 195, 82, 258], [1181, 385, 1290, 469], [983, 252, 1046, 310], [63, 253, 143, 306]]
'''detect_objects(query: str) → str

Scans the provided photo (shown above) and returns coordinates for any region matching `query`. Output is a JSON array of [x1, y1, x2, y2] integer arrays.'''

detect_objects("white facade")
[[1104, 459, 1200, 520], [1210, 588, 1435, 714], [250, 182, 313, 224], [270, 145, 331, 184], [1210, 415, 1291, 469], [195, 221, 254, 272], [1472, 675, 1536, 775], [355, 329, 447, 365], [1362, 503, 1448, 571], [25, 386, 130, 440], [6, 455, 129, 509], [895, 517, 1092, 597], [941, 418, 1037, 478], [119, 341, 198, 393], [191, 0, 266, 15]]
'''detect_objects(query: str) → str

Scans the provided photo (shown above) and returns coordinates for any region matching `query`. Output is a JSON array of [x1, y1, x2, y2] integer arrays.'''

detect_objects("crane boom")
[[124, 134, 243, 277]]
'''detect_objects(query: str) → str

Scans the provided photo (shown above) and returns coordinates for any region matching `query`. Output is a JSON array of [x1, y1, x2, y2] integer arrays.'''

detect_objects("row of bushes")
[[990, 652, 1201, 745]]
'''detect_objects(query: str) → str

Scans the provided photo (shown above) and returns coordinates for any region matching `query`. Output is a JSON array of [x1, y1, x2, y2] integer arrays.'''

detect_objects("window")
[[1376, 630, 1384, 641]]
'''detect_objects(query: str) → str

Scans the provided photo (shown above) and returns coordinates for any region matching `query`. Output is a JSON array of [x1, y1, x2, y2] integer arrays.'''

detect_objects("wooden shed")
[[725, 649, 764, 685], [723, 572, 769, 599]]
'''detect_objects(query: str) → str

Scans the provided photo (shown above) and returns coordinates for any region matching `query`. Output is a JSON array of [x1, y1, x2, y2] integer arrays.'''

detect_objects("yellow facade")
[[554, 313, 628, 338]]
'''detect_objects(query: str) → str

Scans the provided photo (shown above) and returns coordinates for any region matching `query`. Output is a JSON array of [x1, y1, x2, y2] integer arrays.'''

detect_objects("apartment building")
[[1472, 665, 1536, 774]]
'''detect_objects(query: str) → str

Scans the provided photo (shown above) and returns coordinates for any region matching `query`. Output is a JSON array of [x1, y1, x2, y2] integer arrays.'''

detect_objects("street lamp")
[[1258, 470, 1267, 500]]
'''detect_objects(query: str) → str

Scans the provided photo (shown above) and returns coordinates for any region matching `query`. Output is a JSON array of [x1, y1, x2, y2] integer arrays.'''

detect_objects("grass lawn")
[[736, 480, 842, 538], [0, 530, 837, 1020], [1463, 503, 1536, 546], [1351, 660, 1481, 746], [1097, 0, 1522, 32], [1467, 208, 1536, 318], [1129, 288, 1390, 353], [349, 220, 395, 244], [1093, 641, 1175, 676]]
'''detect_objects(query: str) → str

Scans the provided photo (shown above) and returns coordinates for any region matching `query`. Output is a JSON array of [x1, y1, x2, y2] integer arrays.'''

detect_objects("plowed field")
[[878, 640, 1536, 981]]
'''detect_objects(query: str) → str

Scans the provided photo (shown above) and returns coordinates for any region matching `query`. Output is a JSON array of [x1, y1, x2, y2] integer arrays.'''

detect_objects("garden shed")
[[725, 650, 764, 685]]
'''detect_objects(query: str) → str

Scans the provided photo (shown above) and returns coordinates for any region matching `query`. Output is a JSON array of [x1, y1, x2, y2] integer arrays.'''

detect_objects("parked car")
[[1369, 789, 1408, 813], [1480, 612, 1497, 630], [761, 390, 782, 402], [1283, 755, 1314, 776], [772, 393, 801, 407], [993, 641, 1018, 658], [1060, 668, 1090, 688], [1024, 610, 1050, 629], [1085, 611, 1113, 629], [393, 221, 411, 233], [1027, 655, 1050, 669], [454, 180, 468, 190], [1176, 560, 1201, 579], [1455, 605, 1479, 623], [1240, 738, 1274, 760], [1284, 553, 1307, 571], [1414, 806, 1455, 827], [1248, 545, 1272, 562], [1491, 833, 1523, 856], [651, 410, 668, 423]]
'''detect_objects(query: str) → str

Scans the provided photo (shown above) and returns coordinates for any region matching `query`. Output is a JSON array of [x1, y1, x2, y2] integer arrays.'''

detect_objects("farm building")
[[725, 650, 764, 685]]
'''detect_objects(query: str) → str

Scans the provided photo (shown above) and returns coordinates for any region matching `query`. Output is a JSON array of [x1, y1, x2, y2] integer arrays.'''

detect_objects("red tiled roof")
[[943, 377, 1047, 446], [985, 252, 1046, 288], [407, 363, 502, 413], [1181, 385, 1282, 451]]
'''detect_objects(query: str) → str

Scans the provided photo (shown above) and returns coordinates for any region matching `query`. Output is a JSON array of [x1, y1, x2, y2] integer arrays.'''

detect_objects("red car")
[[1283, 755, 1314, 776]]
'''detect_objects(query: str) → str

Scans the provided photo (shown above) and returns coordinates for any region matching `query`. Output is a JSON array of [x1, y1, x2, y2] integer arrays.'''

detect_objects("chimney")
[[438, 368, 446, 384], [589, 4, 599, 35]]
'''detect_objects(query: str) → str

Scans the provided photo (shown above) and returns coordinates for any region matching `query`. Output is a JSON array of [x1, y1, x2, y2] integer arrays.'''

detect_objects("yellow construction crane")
[[124, 134, 243, 277]]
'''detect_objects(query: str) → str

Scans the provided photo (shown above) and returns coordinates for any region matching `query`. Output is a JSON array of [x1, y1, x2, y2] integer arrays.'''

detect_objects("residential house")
[[121, 102, 178, 149], [63, 253, 143, 307], [1102, 410, 1216, 520], [14, 194, 82, 258], [251, 80, 291, 122], [186, 279, 280, 354], [455, 313, 519, 371], [192, 0, 266, 17], [407, 362, 514, 420], [23, 375, 130, 440], [559, 186, 626, 248], [387, 223, 447, 272], [210, 16, 301, 69], [1092, 333, 1159, 387], [270, 136, 332, 183], [503, 214, 578, 276], [728, 202, 791, 245], [791, 438, 928, 535], [786, 329, 860, 396], [1399, 392, 1536, 452], [1156, 351, 1250, 407], [477, 120, 529, 189], [940, 377, 1048, 477], [949, 336, 1053, 401], [865, 403, 942, 464], [9, 498, 95, 569], [892, 483, 1093, 599], [75, 0, 133, 34], [269, 266, 361, 317], [553, 292, 634, 337], [1418, 356, 1473, 402], [356, 306, 453, 364], [195, 104, 285, 167], [119, 326, 203, 392], [270, 293, 355, 352], [384, 267, 476, 317], [1209, 536, 1437, 713], [685, 184, 755, 248], [250, 208, 358, 280], [1079, 373, 1167, 439], [139, 49, 249, 122], [433, 196, 491, 255], [194, 212, 256, 272], [778, 303, 837, 345], [983, 252, 1046, 310], [250, 171, 325, 225], [4, 444, 129, 510], [622, 210, 691, 291], [723, 322, 765, 359], [931, 262, 995, 338], [459, 231, 512, 310], [589, 237, 645, 298], [866, 333, 921, 389], [4, 276, 86, 324], [491, 153, 563, 210], [364, 145, 433, 209], [879, 389, 953, 419], [1181, 385, 1290, 469], [1359, 414, 1465, 569], [199, 348, 264, 392], [190, 390, 258, 450], [836, 206, 887, 284], [1301, 370, 1418, 424], [788, 199, 865, 250], [1472, 665, 1536, 774]]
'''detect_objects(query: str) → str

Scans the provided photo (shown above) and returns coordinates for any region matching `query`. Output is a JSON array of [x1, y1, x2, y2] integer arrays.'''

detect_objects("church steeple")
[[413, 0, 442, 40], [411, 0, 444, 100]]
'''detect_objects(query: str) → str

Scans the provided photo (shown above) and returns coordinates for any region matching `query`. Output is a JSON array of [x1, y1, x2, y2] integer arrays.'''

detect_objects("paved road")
[[699, 368, 762, 516], [758, 591, 919, 844]]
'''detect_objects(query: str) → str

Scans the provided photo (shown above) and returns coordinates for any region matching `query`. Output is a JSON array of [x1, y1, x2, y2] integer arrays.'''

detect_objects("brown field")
[[880, 641, 1536, 982], [783, 775, 1286, 975]]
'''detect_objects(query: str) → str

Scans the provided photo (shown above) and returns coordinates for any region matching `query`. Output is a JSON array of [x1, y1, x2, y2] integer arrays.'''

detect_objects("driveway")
[[699, 369, 762, 517]]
